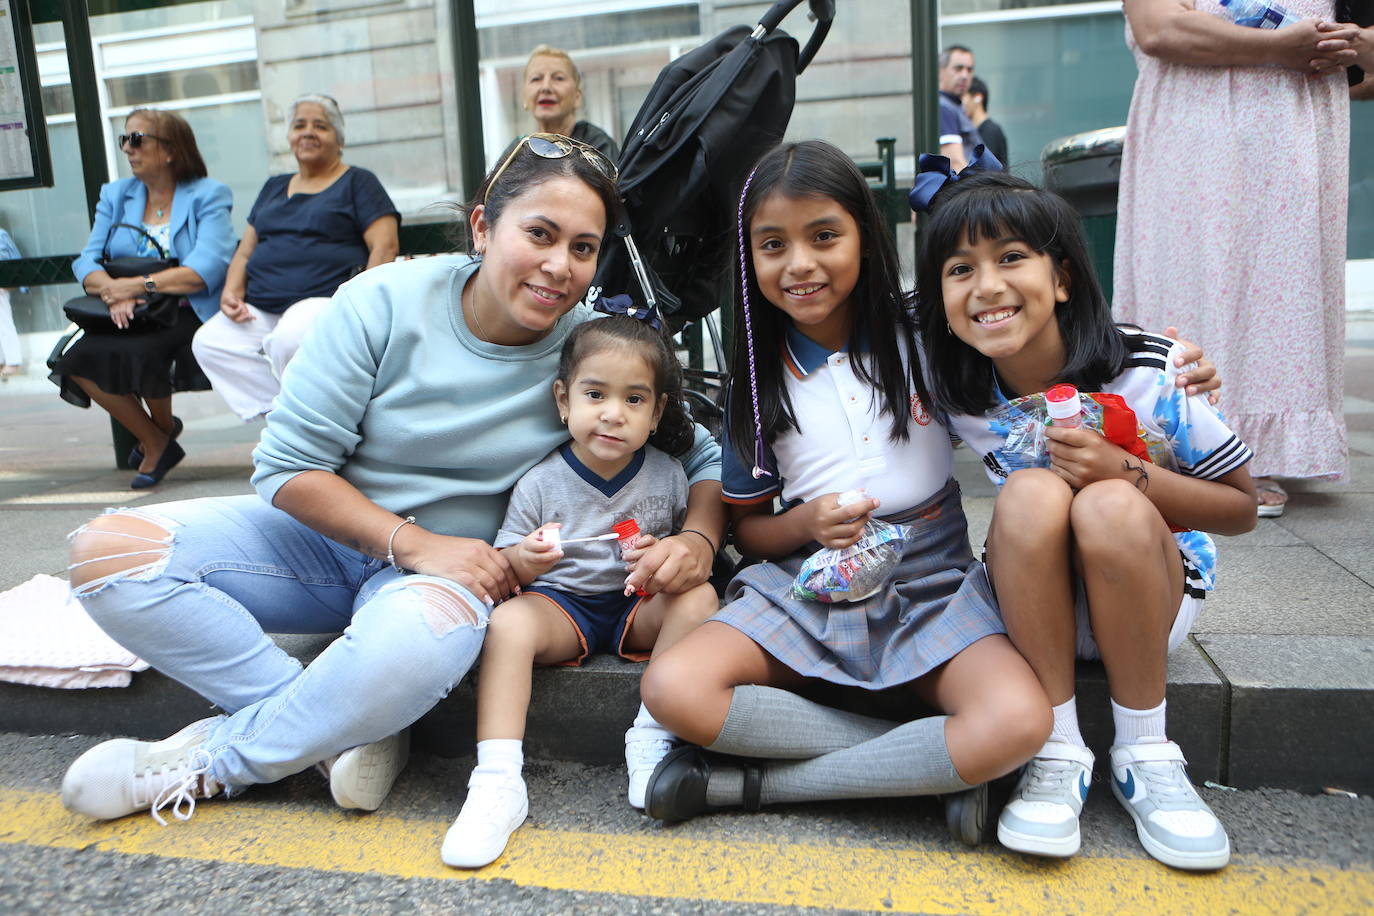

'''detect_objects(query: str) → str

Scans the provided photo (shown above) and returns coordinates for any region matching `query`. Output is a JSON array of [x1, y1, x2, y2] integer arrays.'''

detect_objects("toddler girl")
[[442, 310, 720, 868]]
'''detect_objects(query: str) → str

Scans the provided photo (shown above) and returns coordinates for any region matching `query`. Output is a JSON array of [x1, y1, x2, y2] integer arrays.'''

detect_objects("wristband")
[[678, 527, 718, 555], [386, 516, 417, 571]]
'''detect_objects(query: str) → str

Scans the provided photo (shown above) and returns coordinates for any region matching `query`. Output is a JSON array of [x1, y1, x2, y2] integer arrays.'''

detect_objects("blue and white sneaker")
[[1109, 740, 1230, 871], [997, 740, 1095, 857]]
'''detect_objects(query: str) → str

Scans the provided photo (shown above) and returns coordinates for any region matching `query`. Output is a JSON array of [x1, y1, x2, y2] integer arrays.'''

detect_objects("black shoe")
[[944, 782, 991, 847], [131, 440, 185, 489], [128, 415, 183, 467], [644, 745, 763, 823]]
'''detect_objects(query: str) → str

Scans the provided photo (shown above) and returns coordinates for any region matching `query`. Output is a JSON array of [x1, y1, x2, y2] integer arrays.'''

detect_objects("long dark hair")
[[914, 169, 1126, 416], [726, 140, 929, 468], [557, 314, 695, 457]]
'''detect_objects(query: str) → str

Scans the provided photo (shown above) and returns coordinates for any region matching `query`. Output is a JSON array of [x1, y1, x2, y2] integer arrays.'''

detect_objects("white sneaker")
[[441, 770, 529, 869], [997, 740, 1095, 858], [625, 725, 676, 810], [327, 730, 410, 811], [61, 717, 225, 826], [1110, 740, 1230, 870]]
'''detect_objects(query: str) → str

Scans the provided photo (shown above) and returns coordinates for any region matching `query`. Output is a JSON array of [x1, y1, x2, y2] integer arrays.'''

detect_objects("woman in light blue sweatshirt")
[[57, 135, 725, 829]]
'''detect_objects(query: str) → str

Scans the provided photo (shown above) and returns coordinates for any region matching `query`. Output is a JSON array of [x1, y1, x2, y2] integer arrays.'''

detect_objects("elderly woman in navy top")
[[52, 108, 234, 488], [193, 94, 400, 422]]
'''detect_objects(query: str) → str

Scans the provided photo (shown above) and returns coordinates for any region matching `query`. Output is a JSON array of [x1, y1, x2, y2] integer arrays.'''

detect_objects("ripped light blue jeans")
[[69, 494, 488, 790]]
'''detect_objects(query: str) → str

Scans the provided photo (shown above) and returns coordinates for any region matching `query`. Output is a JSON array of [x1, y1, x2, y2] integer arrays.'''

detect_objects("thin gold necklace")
[[464, 283, 489, 342]]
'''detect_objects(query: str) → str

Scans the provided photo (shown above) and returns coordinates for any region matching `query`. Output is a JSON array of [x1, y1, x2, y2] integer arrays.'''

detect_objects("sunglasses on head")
[[118, 131, 167, 149], [484, 133, 617, 205]]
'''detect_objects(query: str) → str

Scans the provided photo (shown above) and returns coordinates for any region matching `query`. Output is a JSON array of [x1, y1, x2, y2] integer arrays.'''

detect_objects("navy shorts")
[[525, 586, 648, 665]]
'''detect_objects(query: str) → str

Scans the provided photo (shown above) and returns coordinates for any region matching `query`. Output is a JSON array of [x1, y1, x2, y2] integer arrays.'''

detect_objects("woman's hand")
[[623, 531, 714, 596], [1163, 326, 1221, 403], [1279, 20, 1357, 73], [219, 289, 253, 323], [1045, 426, 1137, 490], [804, 491, 880, 550], [1343, 23, 1374, 70], [394, 526, 521, 606], [107, 297, 141, 330]]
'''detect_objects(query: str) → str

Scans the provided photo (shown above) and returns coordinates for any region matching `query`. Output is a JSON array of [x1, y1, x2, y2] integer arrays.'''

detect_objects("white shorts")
[[1074, 587, 1203, 661]]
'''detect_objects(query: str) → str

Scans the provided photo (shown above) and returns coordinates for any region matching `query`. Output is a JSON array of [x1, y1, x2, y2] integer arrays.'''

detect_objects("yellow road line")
[[2, 787, 1371, 914]]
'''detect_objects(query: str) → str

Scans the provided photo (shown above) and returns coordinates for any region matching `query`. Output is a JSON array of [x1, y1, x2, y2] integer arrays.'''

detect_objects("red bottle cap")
[[612, 519, 640, 541], [1045, 383, 1078, 405]]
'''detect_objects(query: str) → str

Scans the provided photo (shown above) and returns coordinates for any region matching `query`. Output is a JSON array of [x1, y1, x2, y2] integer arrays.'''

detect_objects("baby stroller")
[[594, 0, 836, 432]]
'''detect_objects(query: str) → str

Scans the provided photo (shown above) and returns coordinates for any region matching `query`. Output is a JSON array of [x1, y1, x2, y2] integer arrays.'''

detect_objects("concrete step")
[[3, 632, 1369, 793]]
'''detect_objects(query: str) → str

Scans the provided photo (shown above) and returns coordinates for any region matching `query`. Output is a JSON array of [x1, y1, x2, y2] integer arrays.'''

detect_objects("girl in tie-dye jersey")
[[913, 168, 1257, 872]]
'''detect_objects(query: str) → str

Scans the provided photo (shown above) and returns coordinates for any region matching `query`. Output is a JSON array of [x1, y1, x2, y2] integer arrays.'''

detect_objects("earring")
[[559, 415, 567, 425], [946, 322, 953, 335], [650, 427, 657, 435]]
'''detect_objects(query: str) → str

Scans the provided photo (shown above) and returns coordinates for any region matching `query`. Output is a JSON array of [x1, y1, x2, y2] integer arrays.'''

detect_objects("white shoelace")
[[1023, 757, 1079, 799], [148, 747, 216, 827], [1131, 760, 1196, 809]]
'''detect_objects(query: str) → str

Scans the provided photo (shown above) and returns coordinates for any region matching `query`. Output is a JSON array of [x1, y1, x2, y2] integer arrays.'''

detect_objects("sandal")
[[1255, 478, 1287, 519]]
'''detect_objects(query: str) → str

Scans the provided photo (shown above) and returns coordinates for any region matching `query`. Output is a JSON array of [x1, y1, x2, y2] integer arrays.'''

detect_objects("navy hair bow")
[[594, 293, 662, 330], [908, 144, 1004, 214]]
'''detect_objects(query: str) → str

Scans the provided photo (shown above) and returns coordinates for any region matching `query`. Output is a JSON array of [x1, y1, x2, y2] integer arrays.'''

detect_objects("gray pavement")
[[1, 318, 1372, 794]]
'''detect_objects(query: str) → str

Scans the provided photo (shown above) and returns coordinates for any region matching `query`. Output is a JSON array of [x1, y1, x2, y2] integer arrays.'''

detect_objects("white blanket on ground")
[[0, 574, 148, 688]]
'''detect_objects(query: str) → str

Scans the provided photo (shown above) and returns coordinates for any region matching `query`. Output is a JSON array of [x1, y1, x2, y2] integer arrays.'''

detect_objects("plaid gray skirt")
[[714, 478, 1004, 690]]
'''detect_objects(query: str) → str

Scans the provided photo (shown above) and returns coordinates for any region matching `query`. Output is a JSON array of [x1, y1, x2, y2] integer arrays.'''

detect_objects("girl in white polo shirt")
[[635, 140, 1052, 836]]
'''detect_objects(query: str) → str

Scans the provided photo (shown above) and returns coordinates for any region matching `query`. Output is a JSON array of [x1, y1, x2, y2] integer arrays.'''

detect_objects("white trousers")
[[192, 297, 331, 421], [0, 289, 20, 366]]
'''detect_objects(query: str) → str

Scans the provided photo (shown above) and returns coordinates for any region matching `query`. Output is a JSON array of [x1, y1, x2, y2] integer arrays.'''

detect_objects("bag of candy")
[[792, 490, 910, 603], [992, 385, 1176, 473]]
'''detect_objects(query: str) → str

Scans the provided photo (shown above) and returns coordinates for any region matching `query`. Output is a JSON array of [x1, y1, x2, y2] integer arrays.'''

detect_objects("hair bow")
[[593, 293, 662, 330], [908, 144, 1004, 213]]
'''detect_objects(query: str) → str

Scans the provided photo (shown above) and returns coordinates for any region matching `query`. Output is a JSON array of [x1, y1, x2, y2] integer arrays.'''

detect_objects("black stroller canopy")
[[594, 0, 835, 327]]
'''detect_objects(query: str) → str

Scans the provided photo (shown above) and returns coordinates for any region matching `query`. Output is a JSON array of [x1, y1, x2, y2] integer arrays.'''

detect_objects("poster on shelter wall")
[[0, 0, 50, 189]]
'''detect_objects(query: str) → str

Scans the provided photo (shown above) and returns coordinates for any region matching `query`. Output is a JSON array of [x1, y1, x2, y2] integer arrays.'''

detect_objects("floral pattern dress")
[[1113, 0, 1350, 480]]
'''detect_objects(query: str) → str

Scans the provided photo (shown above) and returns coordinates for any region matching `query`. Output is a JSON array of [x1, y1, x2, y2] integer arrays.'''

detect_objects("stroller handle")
[[756, 0, 835, 74]]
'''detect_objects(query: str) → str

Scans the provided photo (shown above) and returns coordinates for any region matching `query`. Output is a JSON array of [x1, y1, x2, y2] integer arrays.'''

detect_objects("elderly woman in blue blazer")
[[53, 108, 234, 488]]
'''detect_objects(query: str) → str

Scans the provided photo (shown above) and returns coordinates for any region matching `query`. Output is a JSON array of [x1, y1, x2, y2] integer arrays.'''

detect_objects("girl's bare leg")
[[475, 596, 584, 741], [912, 634, 1052, 785], [1070, 479, 1183, 711], [445, 595, 583, 869], [985, 468, 1078, 705]]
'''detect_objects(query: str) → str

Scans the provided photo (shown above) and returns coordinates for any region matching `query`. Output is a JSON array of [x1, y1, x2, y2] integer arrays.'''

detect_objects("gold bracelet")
[[678, 527, 718, 555], [386, 516, 417, 571]]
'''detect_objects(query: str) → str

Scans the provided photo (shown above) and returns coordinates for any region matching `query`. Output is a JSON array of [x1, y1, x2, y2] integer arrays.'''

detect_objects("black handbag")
[[63, 222, 181, 331]]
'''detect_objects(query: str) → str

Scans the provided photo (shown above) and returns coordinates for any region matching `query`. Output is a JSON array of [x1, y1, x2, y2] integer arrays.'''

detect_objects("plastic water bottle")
[[1045, 384, 1083, 428], [1218, 0, 1298, 29]]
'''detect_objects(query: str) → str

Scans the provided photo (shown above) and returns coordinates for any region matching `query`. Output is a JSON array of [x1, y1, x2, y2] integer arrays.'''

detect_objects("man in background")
[[937, 45, 981, 170], [964, 77, 1008, 165]]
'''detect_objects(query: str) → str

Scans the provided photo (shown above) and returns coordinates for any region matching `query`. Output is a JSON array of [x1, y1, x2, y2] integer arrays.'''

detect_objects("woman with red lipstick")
[[507, 45, 619, 162]]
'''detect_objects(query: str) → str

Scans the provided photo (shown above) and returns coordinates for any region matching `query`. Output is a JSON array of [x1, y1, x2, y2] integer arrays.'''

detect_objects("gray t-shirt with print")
[[495, 443, 688, 595]]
